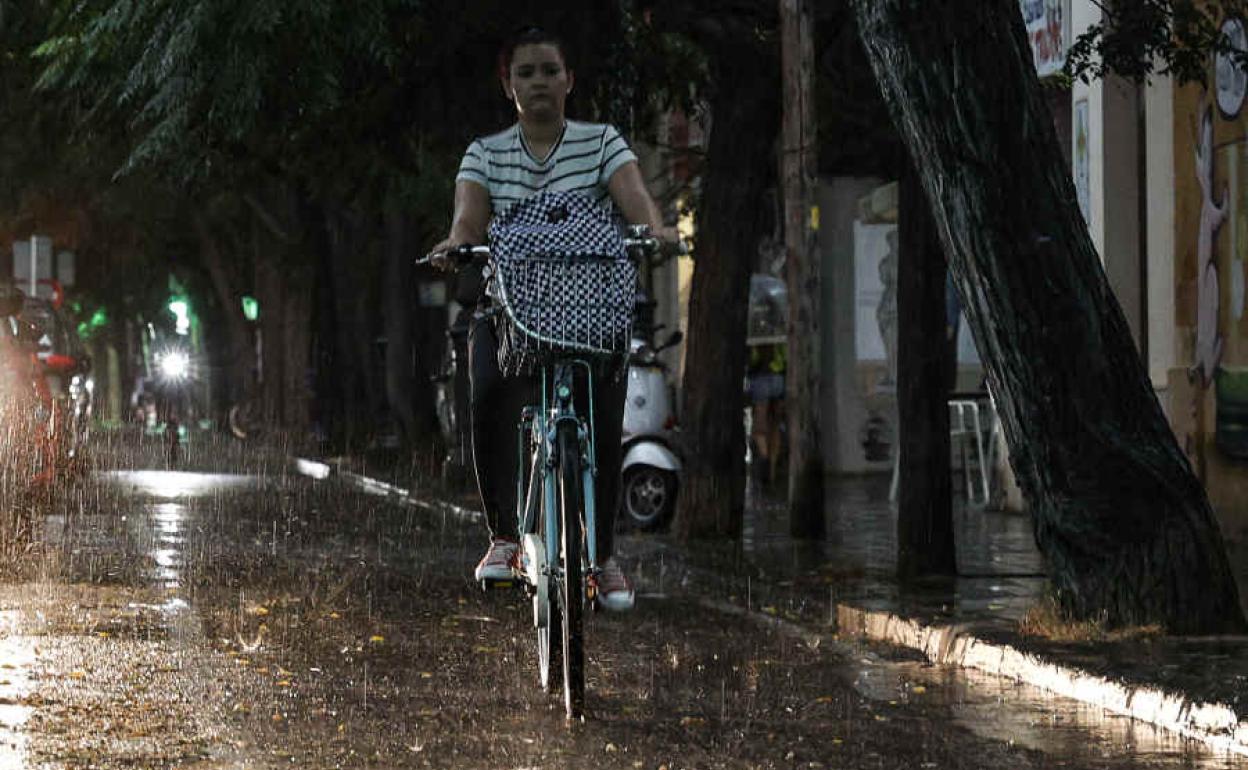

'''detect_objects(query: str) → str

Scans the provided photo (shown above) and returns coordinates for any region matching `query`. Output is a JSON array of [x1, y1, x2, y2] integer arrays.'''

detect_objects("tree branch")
[[243, 192, 295, 244]]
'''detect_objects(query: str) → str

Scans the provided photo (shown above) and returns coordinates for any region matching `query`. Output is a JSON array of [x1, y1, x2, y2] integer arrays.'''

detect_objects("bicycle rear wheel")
[[556, 420, 585, 718]]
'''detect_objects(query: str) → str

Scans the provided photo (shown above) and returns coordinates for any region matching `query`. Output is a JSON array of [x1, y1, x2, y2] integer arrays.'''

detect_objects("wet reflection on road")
[[0, 612, 33, 770], [849, 654, 1244, 769]]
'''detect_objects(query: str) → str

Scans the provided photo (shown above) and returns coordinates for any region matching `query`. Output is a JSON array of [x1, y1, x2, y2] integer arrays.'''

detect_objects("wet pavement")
[[0, 428, 1243, 767]]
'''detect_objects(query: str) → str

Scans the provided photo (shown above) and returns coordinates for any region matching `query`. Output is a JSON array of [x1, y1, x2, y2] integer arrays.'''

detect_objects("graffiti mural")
[[1174, 56, 1248, 526], [1194, 102, 1228, 389]]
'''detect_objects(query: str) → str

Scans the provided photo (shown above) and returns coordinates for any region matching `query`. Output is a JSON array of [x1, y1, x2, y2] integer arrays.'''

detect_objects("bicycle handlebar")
[[415, 245, 491, 267], [417, 236, 669, 269]]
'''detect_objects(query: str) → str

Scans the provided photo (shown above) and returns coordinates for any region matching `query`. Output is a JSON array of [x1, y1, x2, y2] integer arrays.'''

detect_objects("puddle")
[[98, 470, 262, 499]]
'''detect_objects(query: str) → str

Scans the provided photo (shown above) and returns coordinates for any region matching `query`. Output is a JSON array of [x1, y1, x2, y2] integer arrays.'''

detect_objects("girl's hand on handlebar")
[[424, 238, 457, 271], [654, 225, 688, 256]]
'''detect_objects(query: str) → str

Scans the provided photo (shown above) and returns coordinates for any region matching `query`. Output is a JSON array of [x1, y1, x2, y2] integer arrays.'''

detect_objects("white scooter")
[[621, 329, 683, 530]]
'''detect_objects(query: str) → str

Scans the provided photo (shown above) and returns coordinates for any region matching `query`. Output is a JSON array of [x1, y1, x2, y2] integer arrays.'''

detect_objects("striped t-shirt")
[[455, 120, 637, 216]]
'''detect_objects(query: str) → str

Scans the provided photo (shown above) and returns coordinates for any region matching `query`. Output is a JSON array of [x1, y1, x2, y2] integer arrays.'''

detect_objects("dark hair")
[[497, 26, 571, 80]]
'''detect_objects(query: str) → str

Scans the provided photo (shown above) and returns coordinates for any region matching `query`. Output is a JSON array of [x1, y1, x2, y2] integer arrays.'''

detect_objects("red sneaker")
[[597, 558, 635, 612], [474, 538, 519, 582]]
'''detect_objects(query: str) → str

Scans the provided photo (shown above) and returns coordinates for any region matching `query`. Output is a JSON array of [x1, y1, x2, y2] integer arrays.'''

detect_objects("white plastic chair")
[[889, 395, 995, 507]]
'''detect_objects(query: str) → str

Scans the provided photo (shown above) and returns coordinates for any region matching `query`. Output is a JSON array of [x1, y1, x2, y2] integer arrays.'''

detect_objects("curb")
[[837, 604, 1248, 757], [292, 457, 482, 524]]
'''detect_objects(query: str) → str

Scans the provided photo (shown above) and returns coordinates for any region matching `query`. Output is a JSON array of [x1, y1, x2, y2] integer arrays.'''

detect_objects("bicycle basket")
[[488, 191, 637, 375]]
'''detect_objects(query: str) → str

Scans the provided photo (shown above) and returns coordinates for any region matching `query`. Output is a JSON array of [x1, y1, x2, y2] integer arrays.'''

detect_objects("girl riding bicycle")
[[429, 26, 677, 611]]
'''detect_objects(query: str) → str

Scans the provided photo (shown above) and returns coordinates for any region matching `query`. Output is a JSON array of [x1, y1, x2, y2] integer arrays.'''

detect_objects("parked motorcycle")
[[433, 306, 473, 486], [154, 347, 192, 465], [620, 327, 684, 530], [0, 286, 54, 491], [19, 291, 91, 481]]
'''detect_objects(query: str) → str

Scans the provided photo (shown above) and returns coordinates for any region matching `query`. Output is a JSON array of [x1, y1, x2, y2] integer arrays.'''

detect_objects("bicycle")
[[420, 215, 657, 719]]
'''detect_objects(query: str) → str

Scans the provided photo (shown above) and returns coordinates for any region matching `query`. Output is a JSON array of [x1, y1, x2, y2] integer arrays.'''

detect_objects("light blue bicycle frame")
[[517, 358, 601, 589]]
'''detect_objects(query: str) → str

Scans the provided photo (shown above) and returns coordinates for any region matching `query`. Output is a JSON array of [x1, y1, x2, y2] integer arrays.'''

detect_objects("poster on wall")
[[1074, 97, 1090, 223], [1021, 0, 1068, 78], [853, 222, 892, 368]]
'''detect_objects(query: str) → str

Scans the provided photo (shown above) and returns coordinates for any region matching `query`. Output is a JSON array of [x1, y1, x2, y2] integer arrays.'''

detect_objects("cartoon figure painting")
[[876, 229, 898, 388], [1195, 103, 1227, 388]]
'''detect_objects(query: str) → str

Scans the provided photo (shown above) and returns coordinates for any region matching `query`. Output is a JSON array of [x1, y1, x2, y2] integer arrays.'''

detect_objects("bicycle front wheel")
[[556, 420, 585, 719]]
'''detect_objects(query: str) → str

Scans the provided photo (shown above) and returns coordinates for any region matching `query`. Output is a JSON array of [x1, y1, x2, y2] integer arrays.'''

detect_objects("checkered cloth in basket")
[[487, 191, 637, 376]]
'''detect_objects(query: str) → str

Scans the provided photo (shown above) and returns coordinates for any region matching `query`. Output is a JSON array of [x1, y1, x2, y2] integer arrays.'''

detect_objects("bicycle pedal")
[[480, 577, 517, 592]]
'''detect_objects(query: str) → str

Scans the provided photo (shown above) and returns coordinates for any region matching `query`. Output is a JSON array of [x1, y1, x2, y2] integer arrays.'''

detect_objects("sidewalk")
[[294, 455, 1248, 758]]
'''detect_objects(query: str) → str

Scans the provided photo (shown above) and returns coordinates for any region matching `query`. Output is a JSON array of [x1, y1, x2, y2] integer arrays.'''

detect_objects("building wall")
[[819, 177, 894, 474], [1146, 74, 1178, 393], [1169, 72, 1248, 544], [1071, 0, 1145, 350]]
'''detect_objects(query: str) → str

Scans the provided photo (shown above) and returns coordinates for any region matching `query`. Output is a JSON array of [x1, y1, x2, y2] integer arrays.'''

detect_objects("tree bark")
[[382, 195, 419, 447], [382, 195, 444, 454], [324, 205, 380, 450], [896, 163, 957, 580], [193, 211, 252, 408], [780, 0, 824, 538], [674, 32, 780, 542], [254, 218, 285, 427], [854, 0, 1245, 632]]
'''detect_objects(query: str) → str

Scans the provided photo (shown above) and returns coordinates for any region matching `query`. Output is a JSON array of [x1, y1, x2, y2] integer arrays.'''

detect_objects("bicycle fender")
[[622, 441, 680, 473]]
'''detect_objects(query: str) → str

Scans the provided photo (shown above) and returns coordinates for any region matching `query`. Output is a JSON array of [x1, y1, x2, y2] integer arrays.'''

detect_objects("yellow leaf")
[[337, 723, 346, 733], [679, 716, 705, 727], [369, 635, 385, 644], [815, 696, 835, 704], [329, 612, 340, 620], [911, 685, 927, 694], [420, 672, 433, 679], [232, 703, 251, 713], [255, 667, 269, 674], [96, 631, 110, 639], [473, 645, 500, 654], [69, 670, 87, 679], [832, 738, 843, 745], [277, 680, 291, 687]]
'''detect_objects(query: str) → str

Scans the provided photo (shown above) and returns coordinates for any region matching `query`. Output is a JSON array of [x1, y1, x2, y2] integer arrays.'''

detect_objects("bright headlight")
[[158, 351, 190, 381]]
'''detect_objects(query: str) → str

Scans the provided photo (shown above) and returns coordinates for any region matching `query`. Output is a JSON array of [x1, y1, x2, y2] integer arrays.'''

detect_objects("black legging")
[[468, 313, 625, 561]]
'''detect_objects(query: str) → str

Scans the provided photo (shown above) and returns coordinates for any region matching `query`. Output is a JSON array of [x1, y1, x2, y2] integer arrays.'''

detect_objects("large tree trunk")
[[896, 163, 956, 580], [382, 197, 418, 446], [254, 222, 285, 427], [854, 0, 1245, 632], [193, 211, 253, 409], [324, 205, 381, 451], [780, 0, 824, 538], [674, 32, 780, 541], [281, 265, 313, 433]]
